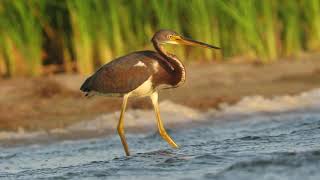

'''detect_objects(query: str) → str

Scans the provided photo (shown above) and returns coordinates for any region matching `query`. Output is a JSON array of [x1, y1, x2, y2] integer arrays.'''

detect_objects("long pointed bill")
[[174, 36, 220, 49]]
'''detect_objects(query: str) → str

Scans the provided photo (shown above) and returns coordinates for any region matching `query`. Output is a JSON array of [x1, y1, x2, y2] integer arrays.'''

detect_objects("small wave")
[[219, 88, 320, 115], [206, 149, 320, 179], [238, 136, 262, 141], [134, 149, 175, 158], [0, 153, 17, 160], [68, 100, 204, 131], [0, 128, 48, 141], [194, 154, 225, 161]]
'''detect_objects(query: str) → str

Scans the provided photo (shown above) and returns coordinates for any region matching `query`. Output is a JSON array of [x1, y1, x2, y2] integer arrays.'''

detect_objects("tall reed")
[[67, 0, 96, 75], [0, 0, 43, 76], [279, 0, 302, 57], [1, 0, 320, 77], [302, 0, 320, 51]]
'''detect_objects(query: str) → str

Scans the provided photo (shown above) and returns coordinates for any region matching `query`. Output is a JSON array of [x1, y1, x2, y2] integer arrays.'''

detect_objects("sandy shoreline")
[[1, 53, 320, 132]]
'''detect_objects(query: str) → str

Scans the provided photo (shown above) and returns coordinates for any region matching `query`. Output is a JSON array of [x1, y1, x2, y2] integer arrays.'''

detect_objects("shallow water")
[[1, 89, 320, 180]]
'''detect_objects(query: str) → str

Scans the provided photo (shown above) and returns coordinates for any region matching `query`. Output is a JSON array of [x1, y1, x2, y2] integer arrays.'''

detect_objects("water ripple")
[[1, 109, 320, 180]]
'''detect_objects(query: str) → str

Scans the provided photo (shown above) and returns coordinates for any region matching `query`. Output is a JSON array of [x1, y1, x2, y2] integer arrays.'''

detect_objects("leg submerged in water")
[[117, 94, 130, 156], [150, 92, 179, 148]]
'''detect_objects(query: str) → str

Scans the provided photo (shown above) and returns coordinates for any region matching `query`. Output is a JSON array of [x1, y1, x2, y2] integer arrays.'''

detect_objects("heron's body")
[[80, 30, 219, 156], [80, 50, 185, 98]]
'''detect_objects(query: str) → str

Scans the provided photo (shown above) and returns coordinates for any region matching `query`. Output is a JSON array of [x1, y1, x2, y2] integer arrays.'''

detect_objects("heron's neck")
[[152, 40, 186, 87]]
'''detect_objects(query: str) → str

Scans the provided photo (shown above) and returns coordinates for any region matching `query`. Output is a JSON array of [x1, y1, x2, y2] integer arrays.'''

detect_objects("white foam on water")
[[1, 88, 320, 141], [219, 88, 320, 115], [0, 127, 48, 140], [67, 100, 204, 131]]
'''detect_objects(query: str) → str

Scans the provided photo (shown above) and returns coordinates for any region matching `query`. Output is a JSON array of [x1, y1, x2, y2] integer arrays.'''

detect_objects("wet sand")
[[1, 53, 320, 131]]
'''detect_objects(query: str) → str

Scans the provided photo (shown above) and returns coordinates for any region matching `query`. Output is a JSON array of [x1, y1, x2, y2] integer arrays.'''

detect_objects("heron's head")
[[152, 29, 220, 49]]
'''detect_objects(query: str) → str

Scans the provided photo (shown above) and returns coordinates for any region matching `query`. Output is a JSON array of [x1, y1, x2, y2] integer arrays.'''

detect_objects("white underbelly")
[[129, 77, 154, 97], [87, 77, 155, 98]]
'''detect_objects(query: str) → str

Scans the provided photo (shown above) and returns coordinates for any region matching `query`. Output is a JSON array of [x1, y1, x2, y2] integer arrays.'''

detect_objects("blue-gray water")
[[1, 110, 320, 180]]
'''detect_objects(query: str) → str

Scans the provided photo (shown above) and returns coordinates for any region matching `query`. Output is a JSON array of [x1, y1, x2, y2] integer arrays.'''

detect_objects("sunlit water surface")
[[1, 89, 320, 180]]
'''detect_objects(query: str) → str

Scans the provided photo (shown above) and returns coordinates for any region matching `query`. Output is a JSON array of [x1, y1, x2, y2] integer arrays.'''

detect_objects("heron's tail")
[[80, 76, 92, 92]]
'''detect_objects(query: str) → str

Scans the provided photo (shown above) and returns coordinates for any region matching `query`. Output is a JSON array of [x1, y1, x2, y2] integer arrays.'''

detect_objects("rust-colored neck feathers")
[[152, 40, 186, 87]]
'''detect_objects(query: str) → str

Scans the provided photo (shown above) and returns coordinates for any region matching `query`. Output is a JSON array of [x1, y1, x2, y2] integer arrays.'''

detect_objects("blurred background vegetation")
[[0, 0, 320, 77]]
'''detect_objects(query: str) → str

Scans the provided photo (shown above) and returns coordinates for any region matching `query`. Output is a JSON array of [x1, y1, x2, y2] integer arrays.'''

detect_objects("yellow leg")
[[150, 92, 179, 148], [117, 94, 130, 156]]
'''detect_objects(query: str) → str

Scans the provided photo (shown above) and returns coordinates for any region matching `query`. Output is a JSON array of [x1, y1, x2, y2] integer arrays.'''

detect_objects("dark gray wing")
[[80, 51, 156, 94]]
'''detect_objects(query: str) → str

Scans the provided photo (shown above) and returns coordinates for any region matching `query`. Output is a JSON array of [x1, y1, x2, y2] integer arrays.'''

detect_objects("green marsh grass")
[[302, 0, 320, 51], [279, 0, 302, 57], [67, 0, 95, 75], [0, 0, 43, 76], [0, 0, 320, 76]]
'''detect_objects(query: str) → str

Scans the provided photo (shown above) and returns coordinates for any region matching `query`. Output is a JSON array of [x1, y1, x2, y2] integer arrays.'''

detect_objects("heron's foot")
[[159, 130, 179, 148], [169, 140, 179, 149]]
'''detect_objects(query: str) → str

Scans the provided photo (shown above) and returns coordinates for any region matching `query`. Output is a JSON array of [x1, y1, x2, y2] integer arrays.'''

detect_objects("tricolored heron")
[[80, 30, 220, 156]]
